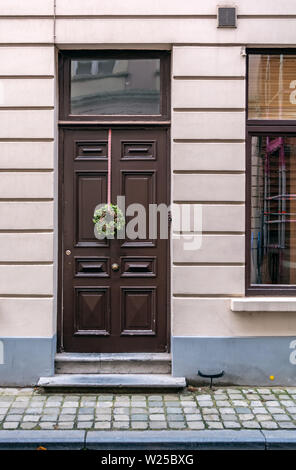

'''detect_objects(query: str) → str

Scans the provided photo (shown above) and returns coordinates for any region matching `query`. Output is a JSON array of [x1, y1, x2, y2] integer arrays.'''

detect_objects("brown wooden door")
[[60, 126, 169, 353]]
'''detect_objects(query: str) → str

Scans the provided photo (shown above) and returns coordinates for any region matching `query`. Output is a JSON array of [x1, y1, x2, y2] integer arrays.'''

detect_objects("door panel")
[[121, 141, 156, 160], [75, 141, 108, 161], [120, 287, 156, 335], [75, 171, 107, 246], [121, 170, 156, 247], [74, 287, 111, 336], [120, 256, 156, 277], [75, 257, 110, 277], [61, 127, 169, 353]]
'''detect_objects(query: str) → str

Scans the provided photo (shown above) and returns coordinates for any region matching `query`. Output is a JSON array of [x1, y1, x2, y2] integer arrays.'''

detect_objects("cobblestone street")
[[1, 387, 296, 431]]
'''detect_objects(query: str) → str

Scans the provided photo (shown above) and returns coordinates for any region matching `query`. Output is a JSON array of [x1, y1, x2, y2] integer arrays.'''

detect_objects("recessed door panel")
[[74, 287, 110, 336], [121, 141, 156, 160], [75, 140, 108, 161], [75, 257, 110, 277], [75, 171, 107, 246], [120, 287, 156, 336], [121, 257, 156, 277], [121, 170, 156, 247]]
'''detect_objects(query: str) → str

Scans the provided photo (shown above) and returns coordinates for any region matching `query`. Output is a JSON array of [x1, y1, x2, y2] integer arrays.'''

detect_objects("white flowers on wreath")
[[93, 203, 125, 238]]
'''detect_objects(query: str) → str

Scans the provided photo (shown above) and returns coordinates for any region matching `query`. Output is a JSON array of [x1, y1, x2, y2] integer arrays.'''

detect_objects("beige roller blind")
[[248, 54, 296, 120]]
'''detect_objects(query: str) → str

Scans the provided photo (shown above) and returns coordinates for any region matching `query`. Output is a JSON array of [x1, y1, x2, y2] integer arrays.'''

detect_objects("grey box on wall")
[[217, 7, 237, 28]]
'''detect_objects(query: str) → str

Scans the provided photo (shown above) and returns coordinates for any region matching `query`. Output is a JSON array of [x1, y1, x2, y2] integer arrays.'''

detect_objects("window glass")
[[70, 58, 160, 115], [250, 135, 296, 285], [248, 54, 296, 120]]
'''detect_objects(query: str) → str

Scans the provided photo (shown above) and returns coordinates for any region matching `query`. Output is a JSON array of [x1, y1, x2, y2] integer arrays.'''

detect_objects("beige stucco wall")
[[0, 0, 296, 339]]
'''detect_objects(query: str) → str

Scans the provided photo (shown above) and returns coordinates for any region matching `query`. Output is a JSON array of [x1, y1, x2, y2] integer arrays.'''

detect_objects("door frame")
[[57, 123, 171, 353], [57, 49, 171, 353]]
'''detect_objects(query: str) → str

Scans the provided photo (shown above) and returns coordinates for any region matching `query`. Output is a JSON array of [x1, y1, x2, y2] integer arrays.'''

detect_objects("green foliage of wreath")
[[93, 204, 125, 238]]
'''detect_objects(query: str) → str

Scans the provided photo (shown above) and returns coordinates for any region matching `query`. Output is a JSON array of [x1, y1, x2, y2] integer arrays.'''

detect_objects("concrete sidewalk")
[[0, 385, 296, 431]]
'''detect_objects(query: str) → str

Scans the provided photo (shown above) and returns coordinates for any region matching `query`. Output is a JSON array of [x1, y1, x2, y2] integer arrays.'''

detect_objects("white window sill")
[[230, 298, 296, 312]]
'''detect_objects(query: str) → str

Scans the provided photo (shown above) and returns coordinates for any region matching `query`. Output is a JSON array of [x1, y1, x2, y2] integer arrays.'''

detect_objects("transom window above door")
[[59, 51, 170, 121]]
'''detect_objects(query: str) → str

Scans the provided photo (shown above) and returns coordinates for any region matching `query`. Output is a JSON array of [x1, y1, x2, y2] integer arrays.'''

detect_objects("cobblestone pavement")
[[1, 386, 296, 431]]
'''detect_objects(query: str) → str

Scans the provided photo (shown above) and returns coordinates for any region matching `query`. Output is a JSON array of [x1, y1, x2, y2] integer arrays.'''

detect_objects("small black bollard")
[[197, 370, 225, 389]]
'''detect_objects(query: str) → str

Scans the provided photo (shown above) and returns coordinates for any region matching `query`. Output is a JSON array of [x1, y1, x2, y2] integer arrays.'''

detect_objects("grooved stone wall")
[[0, 39, 55, 337], [171, 45, 247, 333]]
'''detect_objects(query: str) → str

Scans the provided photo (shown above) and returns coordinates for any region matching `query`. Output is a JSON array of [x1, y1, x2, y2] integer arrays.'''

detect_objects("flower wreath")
[[93, 204, 125, 238]]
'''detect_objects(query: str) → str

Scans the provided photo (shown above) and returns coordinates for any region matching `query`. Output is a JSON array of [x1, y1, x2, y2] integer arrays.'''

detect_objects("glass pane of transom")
[[70, 58, 160, 115]]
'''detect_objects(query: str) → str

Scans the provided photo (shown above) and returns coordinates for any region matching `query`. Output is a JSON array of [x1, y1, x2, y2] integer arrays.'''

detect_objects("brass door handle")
[[111, 263, 120, 272], [65, 250, 71, 256]]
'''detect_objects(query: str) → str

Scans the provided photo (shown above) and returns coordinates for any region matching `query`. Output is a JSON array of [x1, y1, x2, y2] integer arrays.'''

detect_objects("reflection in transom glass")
[[70, 58, 160, 115], [251, 136, 296, 285]]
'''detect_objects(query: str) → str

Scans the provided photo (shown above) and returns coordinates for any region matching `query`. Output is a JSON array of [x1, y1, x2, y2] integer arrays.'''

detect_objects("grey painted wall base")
[[172, 336, 296, 386], [1, 334, 296, 386], [0, 336, 56, 386]]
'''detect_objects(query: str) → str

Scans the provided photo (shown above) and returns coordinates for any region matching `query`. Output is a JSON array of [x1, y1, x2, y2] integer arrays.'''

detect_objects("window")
[[247, 50, 296, 295], [59, 51, 170, 121], [250, 135, 296, 287], [248, 54, 296, 120]]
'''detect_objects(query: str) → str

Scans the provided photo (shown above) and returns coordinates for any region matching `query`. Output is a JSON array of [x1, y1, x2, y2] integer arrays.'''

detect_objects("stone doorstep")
[[1, 430, 296, 450], [38, 374, 186, 390], [55, 353, 171, 375]]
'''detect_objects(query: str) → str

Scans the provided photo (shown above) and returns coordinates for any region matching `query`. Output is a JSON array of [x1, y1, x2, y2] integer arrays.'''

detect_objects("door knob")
[[65, 250, 71, 256], [111, 263, 120, 272]]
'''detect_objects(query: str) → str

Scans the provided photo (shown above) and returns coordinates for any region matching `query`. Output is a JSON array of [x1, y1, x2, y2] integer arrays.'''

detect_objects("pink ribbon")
[[107, 128, 112, 206]]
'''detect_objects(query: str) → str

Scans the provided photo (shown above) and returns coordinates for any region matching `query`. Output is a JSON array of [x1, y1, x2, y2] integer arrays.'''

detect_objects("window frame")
[[246, 48, 296, 295], [58, 50, 171, 122]]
